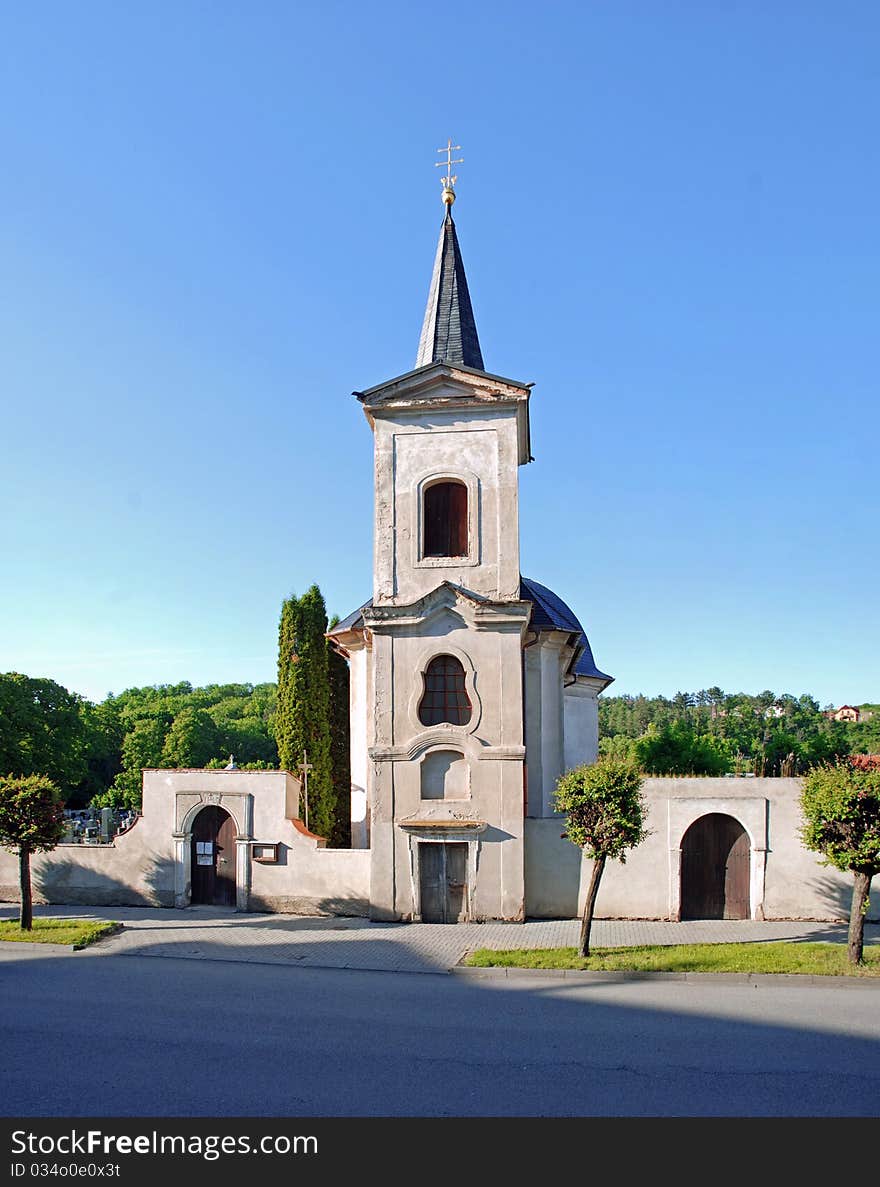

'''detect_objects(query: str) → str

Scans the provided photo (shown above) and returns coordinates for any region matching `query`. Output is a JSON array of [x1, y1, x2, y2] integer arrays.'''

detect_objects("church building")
[[328, 163, 612, 922], [6, 152, 860, 928]]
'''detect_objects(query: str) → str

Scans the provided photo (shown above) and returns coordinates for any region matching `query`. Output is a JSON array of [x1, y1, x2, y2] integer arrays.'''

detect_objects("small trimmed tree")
[[0, 774, 66, 930], [800, 759, 880, 964], [554, 757, 647, 957]]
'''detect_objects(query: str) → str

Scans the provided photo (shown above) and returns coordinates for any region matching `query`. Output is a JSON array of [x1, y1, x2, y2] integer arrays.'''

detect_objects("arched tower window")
[[418, 655, 472, 726], [423, 480, 468, 558]]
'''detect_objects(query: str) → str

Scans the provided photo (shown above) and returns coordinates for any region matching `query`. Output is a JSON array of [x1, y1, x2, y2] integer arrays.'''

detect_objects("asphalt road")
[[2, 947, 879, 1117]]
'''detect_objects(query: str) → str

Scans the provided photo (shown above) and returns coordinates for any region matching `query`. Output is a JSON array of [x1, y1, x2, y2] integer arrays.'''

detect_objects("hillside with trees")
[[599, 690, 880, 776]]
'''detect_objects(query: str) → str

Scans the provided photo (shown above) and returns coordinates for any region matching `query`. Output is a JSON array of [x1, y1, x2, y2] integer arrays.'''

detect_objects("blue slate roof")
[[327, 601, 370, 635], [520, 577, 613, 685]]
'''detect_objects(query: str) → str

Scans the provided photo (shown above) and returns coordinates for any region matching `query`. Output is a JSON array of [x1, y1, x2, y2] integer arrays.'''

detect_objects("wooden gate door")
[[191, 806, 237, 906], [419, 843, 468, 923], [681, 814, 749, 919], [723, 826, 750, 919]]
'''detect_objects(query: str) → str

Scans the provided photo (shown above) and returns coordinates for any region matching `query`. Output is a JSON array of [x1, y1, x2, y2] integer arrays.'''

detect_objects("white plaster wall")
[[538, 638, 565, 816], [0, 768, 371, 916], [523, 644, 543, 815], [0, 820, 175, 907], [372, 404, 522, 606], [0, 771, 180, 907], [526, 645, 599, 818], [348, 642, 370, 849], [563, 680, 600, 771], [525, 777, 873, 921], [156, 768, 372, 916], [248, 819, 371, 916]]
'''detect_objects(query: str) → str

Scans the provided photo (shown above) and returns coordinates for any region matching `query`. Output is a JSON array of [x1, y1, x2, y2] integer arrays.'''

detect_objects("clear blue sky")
[[1, 1, 876, 707]]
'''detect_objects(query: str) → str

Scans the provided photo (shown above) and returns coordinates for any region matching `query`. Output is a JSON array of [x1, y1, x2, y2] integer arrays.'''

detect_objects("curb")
[[451, 966, 880, 988], [0, 922, 124, 953], [0, 940, 79, 953]]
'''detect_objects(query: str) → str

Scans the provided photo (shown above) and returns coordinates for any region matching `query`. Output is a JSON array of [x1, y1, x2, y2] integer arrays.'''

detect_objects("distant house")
[[828, 705, 860, 723]]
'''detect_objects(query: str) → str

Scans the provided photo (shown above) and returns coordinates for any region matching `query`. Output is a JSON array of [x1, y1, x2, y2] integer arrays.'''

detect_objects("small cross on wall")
[[298, 749, 313, 831]]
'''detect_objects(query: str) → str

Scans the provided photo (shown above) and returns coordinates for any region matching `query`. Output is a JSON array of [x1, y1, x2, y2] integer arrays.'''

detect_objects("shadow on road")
[[0, 939, 878, 1118]]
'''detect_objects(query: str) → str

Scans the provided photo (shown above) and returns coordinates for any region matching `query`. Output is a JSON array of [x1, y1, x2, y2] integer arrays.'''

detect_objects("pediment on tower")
[[363, 581, 532, 635], [354, 363, 533, 466]]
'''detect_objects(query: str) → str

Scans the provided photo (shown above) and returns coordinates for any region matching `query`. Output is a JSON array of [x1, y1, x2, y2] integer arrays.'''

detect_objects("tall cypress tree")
[[275, 586, 335, 840], [327, 620, 351, 849]]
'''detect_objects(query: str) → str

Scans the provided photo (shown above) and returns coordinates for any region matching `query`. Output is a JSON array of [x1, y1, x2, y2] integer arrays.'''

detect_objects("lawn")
[[463, 942, 880, 976], [0, 918, 120, 949]]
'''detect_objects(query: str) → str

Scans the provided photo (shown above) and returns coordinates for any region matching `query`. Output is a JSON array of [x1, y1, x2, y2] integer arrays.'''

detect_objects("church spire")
[[415, 140, 485, 371]]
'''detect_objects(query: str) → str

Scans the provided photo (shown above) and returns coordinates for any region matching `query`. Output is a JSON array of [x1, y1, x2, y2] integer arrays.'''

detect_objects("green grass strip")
[[464, 941, 880, 976], [0, 918, 120, 949]]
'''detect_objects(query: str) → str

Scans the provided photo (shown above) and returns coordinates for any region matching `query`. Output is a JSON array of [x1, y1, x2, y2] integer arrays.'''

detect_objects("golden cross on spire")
[[435, 138, 463, 207]]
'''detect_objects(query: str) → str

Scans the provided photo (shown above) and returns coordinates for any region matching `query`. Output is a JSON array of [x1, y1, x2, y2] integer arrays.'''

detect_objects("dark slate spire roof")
[[415, 210, 485, 371]]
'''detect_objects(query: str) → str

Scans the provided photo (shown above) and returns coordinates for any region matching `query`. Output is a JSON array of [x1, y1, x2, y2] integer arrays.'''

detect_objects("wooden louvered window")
[[423, 481, 468, 558], [418, 655, 472, 727]]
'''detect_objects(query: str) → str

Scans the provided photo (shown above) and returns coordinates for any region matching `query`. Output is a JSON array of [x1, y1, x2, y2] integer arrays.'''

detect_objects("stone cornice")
[[356, 362, 531, 406], [364, 584, 531, 633], [355, 363, 533, 466], [397, 818, 488, 834]]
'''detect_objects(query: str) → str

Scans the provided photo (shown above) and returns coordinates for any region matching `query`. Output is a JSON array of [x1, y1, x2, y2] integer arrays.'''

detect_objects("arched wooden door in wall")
[[680, 813, 750, 920], [191, 806, 236, 906]]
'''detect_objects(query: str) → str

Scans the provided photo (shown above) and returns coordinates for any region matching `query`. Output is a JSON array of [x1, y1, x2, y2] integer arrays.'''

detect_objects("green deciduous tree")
[[800, 760, 880, 964], [598, 734, 638, 763], [0, 774, 65, 930], [635, 722, 732, 776], [161, 707, 223, 768], [208, 684, 278, 768], [554, 758, 648, 957], [98, 716, 168, 810], [74, 701, 124, 808], [275, 586, 335, 840], [0, 673, 88, 793]]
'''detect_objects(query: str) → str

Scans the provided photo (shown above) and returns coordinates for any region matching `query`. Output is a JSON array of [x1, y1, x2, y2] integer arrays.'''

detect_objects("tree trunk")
[[19, 846, 33, 931], [848, 871, 872, 965], [578, 854, 606, 959]]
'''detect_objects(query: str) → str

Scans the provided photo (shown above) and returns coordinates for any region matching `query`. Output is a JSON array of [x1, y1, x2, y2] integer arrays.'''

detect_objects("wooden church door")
[[680, 814, 750, 920], [419, 843, 468, 923], [191, 806, 237, 906]]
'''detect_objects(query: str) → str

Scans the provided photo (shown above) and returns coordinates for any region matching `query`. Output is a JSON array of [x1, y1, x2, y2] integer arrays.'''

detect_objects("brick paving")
[[1, 903, 874, 975]]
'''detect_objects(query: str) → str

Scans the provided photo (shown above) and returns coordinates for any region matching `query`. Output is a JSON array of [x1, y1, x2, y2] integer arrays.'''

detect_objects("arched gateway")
[[190, 805, 237, 906], [680, 813, 750, 920]]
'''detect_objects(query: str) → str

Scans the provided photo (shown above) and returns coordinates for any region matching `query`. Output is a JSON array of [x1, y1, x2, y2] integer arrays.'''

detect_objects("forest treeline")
[[599, 690, 879, 776], [0, 672, 280, 809], [2, 668, 877, 820]]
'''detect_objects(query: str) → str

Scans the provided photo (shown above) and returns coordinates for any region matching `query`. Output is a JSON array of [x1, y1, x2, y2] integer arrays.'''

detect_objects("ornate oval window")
[[418, 655, 472, 727], [423, 480, 468, 558]]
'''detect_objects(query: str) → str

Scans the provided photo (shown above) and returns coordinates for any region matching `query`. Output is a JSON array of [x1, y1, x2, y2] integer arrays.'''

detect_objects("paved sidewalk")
[[1, 903, 875, 975]]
